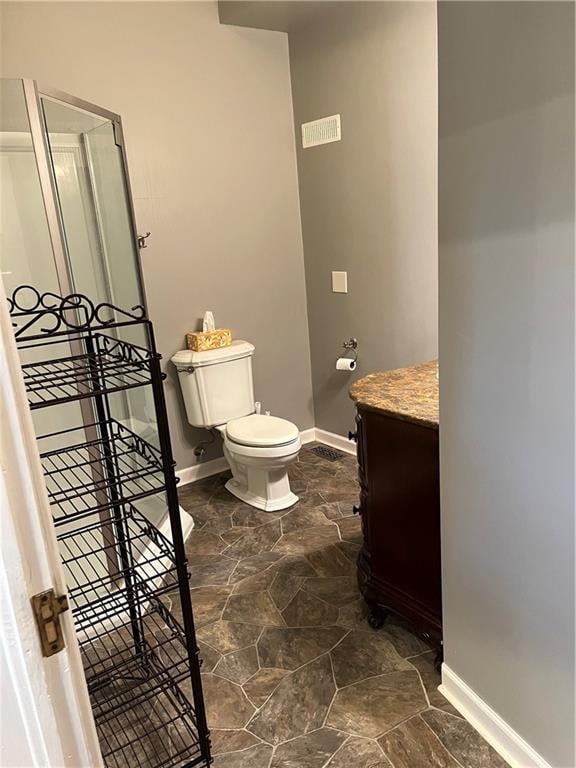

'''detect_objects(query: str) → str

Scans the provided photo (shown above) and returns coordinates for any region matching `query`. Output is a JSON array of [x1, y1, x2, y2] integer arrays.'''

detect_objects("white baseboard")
[[313, 427, 357, 456], [440, 665, 552, 768], [176, 456, 229, 486], [176, 427, 356, 488], [166, 505, 195, 540], [300, 427, 316, 444]]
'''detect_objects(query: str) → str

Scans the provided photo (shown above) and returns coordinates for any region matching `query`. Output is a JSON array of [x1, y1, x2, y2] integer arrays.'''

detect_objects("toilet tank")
[[171, 341, 255, 428]]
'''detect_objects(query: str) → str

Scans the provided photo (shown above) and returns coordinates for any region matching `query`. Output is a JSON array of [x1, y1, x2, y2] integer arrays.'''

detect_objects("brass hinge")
[[31, 589, 69, 657]]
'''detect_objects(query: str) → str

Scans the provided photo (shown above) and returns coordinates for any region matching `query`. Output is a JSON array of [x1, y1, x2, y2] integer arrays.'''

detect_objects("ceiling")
[[218, 1, 338, 33]]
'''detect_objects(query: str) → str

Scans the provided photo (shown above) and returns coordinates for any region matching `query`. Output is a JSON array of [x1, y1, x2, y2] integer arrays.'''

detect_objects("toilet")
[[172, 341, 301, 511]]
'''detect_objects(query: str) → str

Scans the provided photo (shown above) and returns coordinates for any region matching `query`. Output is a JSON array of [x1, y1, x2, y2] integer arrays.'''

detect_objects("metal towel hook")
[[137, 232, 151, 249]]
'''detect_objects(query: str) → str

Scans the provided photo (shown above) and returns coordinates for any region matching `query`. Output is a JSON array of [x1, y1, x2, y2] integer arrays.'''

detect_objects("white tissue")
[[336, 357, 357, 372], [202, 311, 215, 332]]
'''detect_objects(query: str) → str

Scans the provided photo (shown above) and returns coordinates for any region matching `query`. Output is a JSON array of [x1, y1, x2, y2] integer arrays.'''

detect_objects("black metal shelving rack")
[[8, 286, 212, 768]]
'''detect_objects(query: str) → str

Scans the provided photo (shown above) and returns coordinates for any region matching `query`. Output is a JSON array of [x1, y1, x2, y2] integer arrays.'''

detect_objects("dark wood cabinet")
[[354, 405, 442, 653]]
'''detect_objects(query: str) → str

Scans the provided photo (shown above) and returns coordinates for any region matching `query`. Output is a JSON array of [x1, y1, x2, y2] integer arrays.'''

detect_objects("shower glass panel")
[[1, 79, 165, 528], [0, 79, 84, 450], [84, 121, 143, 312], [40, 97, 144, 315], [43, 94, 164, 525], [0, 79, 59, 296]]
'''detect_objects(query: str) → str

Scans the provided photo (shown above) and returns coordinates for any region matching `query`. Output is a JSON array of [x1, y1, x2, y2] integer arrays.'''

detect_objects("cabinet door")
[[355, 411, 370, 544], [364, 410, 441, 623]]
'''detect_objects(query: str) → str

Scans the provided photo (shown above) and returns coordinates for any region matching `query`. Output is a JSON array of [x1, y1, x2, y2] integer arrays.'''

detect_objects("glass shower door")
[[82, 120, 143, 314], [40, 94, 164, 526], [40, 97, 145, 319]]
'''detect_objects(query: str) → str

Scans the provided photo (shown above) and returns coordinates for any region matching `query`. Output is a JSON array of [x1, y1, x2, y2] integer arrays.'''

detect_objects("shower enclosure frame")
[[20, 78, 148, 310], [17, 78, 150, 576]]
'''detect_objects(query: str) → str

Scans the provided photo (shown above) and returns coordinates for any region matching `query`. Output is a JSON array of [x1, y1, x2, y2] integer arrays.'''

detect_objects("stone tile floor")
[[176, 444, 508, 768]]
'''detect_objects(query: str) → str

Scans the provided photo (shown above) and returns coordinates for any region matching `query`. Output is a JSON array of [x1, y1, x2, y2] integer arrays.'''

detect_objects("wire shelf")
[[96, 677, 205, 768], [76, 590, 205, 767], [9, 286, 211, 768], [19, 332, 156, 409], [77, 592, 191, 714], [39, 419, 167, 526], [72, 589, 176, 685], [58, 504, 179, 611]]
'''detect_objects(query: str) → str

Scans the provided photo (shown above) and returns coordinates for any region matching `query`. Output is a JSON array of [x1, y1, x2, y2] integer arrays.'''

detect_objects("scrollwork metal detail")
[[8, 285, 147, 339], [97, 334, 154, 363], [110, 419, 162, 467]]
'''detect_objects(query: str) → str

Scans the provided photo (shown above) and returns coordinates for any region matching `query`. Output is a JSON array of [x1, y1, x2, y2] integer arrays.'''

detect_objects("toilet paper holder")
[[338, 337, 358, 365]]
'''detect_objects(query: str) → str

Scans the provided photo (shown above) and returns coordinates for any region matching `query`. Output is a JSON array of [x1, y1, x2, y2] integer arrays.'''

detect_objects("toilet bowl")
[[218, 414, 300, 511], [171, 341, 300, 512]]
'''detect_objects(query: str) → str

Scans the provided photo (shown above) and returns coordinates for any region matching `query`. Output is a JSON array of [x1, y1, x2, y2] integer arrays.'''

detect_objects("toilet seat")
[[226, 414, 299, 448]]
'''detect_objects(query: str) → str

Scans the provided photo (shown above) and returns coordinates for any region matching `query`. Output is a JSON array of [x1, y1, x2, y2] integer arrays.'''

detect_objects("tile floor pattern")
[[174, 445, 508, 768]]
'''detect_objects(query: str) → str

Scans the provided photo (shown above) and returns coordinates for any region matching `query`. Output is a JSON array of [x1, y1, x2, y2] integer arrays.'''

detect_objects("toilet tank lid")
[[171, 340, 255, 369]]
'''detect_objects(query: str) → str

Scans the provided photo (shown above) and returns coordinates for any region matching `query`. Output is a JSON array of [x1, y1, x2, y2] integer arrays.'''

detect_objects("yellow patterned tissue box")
[[186, 329, 232, 352]]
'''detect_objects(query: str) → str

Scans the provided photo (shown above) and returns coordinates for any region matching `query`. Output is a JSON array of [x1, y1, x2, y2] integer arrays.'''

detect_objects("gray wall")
[[289, 2, 438, 436], [439, 2, 575, 765], [1, 1, 314, 469]]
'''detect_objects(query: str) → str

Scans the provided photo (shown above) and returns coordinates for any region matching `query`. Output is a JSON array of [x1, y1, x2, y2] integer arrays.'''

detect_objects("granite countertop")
[[349, 360, 439, 429]]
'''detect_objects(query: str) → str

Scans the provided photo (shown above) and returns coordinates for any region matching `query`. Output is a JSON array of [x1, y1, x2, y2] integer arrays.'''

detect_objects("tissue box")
[[186, 329, 232, 352]]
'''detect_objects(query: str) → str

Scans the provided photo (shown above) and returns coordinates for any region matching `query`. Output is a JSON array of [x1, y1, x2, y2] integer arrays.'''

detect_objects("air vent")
[[310, 445, 346, 462], [301, 114, 341, 149]]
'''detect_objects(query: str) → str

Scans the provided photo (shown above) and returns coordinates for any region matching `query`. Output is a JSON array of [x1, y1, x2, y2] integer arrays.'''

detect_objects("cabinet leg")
[[434, 647, 444, 673], [367, 606, 387, 630]]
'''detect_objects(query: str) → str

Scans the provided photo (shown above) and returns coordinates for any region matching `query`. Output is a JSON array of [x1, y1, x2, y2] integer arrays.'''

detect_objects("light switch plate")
[[332, 271, 348, 293]]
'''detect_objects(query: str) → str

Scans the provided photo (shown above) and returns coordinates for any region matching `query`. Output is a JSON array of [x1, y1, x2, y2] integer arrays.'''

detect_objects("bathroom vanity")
[[349, 361, 441, 656]]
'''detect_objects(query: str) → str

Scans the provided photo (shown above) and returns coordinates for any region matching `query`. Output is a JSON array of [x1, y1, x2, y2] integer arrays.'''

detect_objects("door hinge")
[[31, 588, 69, 657]]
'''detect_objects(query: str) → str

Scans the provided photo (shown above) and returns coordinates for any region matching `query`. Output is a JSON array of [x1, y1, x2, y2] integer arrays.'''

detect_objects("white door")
[[0, 278, 103, 768]]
